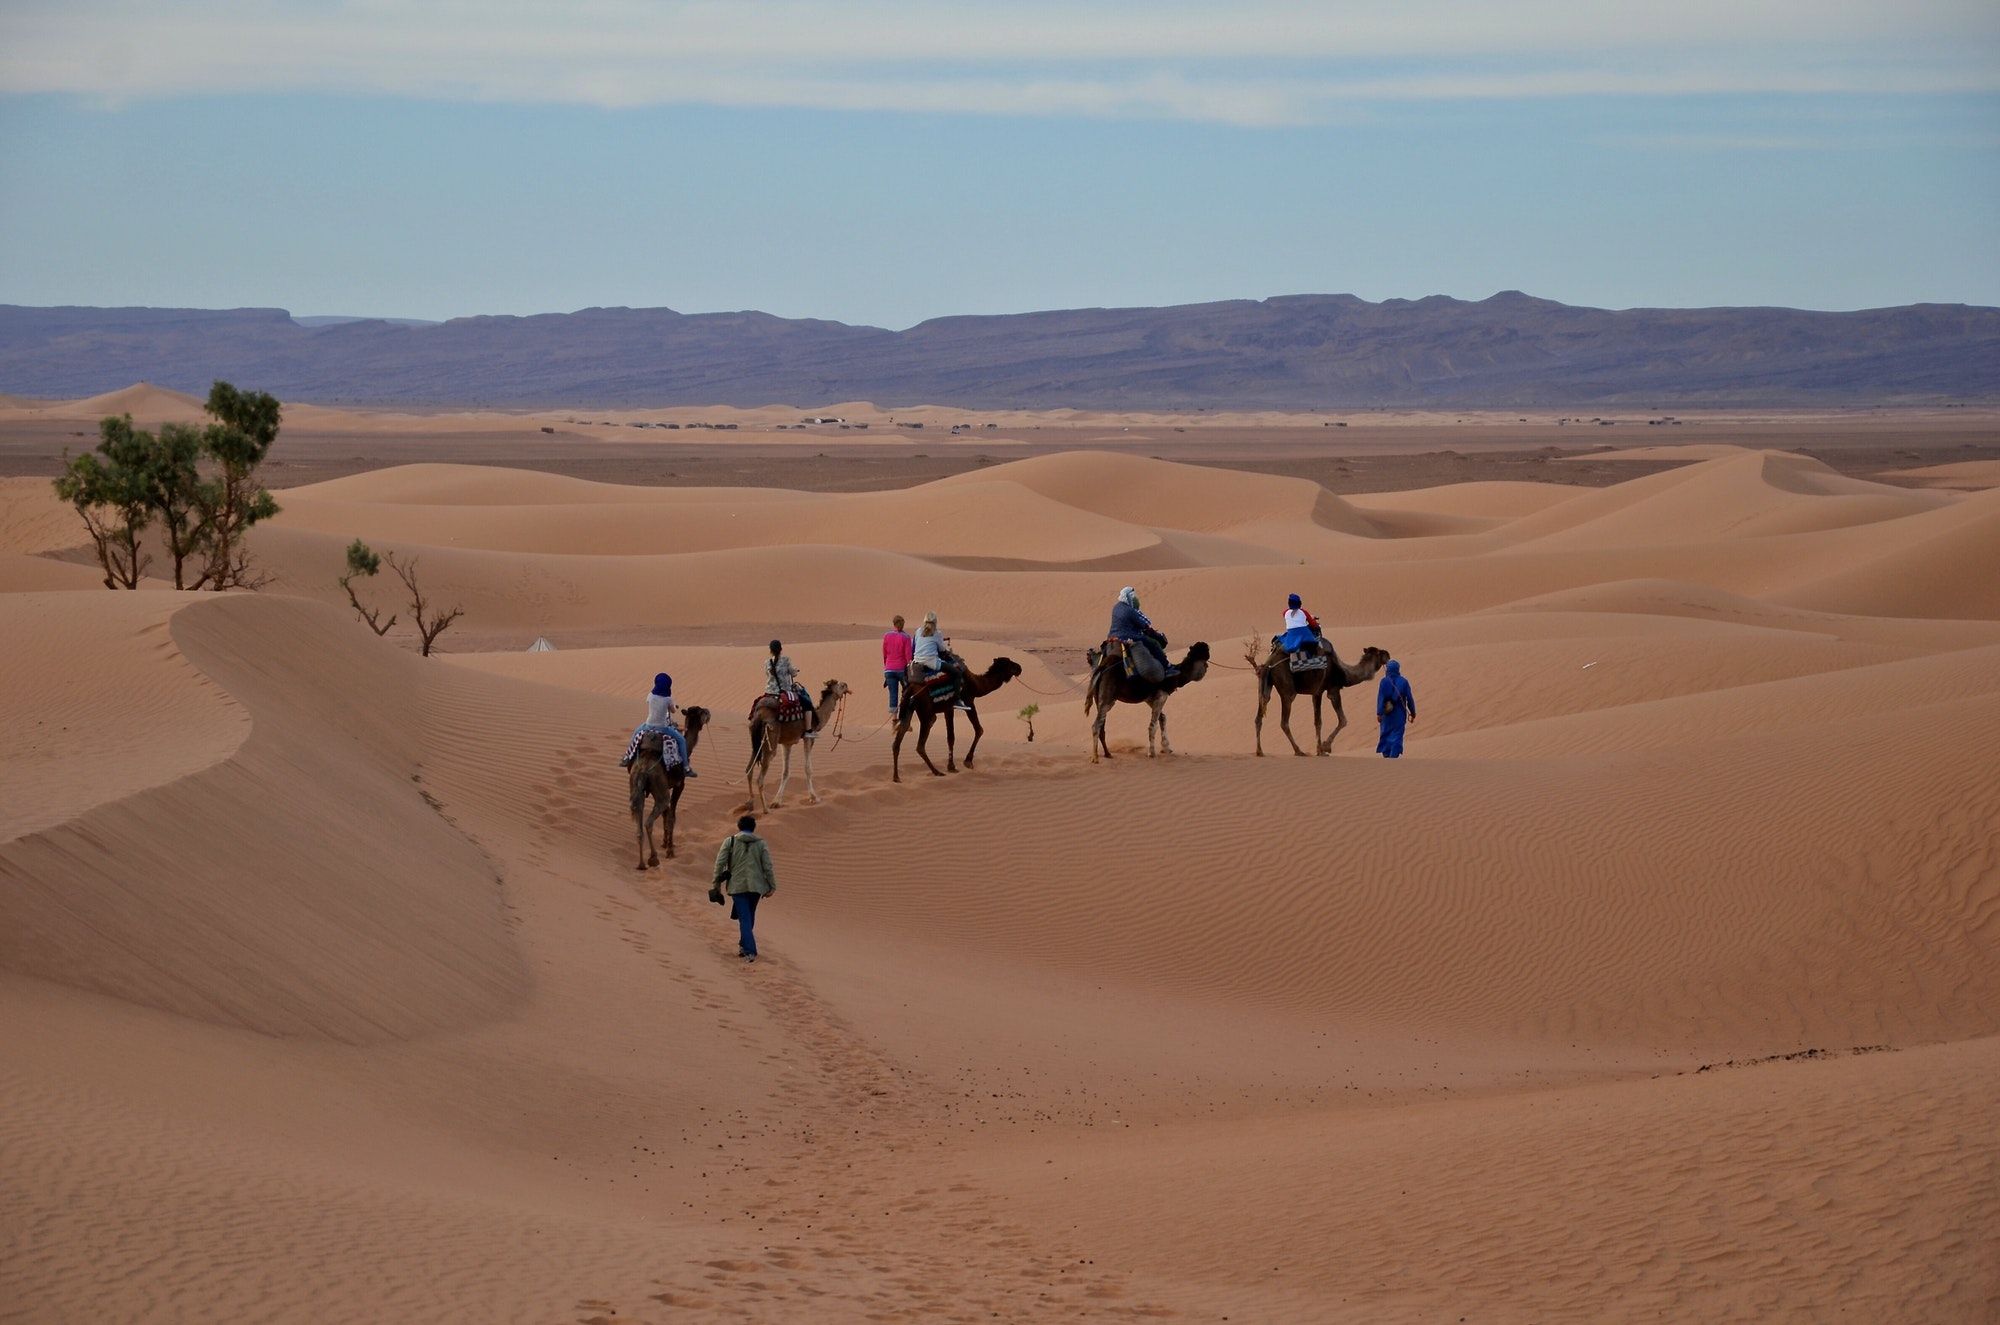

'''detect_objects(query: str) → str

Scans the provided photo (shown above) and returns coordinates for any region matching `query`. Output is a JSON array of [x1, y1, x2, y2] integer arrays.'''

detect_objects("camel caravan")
[[619, 588, 1395, 861]]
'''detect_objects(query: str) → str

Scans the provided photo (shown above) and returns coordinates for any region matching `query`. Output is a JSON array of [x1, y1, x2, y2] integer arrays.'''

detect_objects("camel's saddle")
[[633, 730, 682, 770], [1097, 636, 1168, 684], [1274, 636, 1331, 673], [750, 691, 810, 723]]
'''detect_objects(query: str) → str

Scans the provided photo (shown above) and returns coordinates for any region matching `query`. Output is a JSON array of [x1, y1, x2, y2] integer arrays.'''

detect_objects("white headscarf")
[[1117, 587, 1138, 608]]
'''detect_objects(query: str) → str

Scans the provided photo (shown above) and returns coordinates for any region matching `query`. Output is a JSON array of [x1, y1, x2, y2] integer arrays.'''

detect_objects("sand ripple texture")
[[5, 444, 2000, 1321]]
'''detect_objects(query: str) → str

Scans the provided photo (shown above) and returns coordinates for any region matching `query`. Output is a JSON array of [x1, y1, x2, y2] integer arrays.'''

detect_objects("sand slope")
[[6, 443, 2000, 1321]]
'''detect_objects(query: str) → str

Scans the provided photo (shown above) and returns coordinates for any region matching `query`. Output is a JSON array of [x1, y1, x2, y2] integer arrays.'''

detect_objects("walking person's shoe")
[[743, 952, 757, 963]]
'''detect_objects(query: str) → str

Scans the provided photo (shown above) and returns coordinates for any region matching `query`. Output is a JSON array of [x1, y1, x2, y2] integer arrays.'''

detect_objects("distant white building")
[[527, 637, 556, 652]]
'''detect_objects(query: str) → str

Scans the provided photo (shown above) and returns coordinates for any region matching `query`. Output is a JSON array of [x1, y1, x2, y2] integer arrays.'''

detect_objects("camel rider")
[[910, 611, 971, 710], [766, 640, 818, 733], [1278, 593, 1324, 665], [1109, 586, 1175, 681], [620, 672, 696, 776]]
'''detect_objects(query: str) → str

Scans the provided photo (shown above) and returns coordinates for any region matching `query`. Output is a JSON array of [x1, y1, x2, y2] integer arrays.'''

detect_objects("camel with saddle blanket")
[[1084, 638, 1211, 762], [630, 706, 711, 869], [892, 656, 1025, 781], [744, 679, 850, 813], [1251, 639, 1390, 757]]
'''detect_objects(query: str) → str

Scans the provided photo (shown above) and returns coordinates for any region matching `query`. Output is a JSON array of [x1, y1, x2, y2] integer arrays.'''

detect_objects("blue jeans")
[[884, 669, 904, 710], [731, 892, 760, 956]]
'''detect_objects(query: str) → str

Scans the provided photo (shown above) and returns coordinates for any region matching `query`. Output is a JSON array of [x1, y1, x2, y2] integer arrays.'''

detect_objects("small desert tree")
[[194, 381, 283, 590], [53, 415, 155, 589], [339, 539, 462, 655], [337, 538, 397, 636], [1017, 702, 1039, 742], [388, 551, 464, 656]]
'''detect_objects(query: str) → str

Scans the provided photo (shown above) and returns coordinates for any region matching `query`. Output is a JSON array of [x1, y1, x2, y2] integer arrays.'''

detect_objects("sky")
[[0, 1, 1996, 328]]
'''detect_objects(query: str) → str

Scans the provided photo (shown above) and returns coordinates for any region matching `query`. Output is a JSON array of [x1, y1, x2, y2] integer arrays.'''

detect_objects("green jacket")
[[713, 831, 776, 896]]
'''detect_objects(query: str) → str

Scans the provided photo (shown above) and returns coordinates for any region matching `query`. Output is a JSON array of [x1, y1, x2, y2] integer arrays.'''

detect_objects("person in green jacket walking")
[[713, 814, 777, 962]]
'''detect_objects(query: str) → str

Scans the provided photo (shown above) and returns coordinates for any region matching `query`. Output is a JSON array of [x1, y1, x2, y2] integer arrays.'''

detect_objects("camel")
[[629, 706, 710, 869], [1083, 641, 1211, 762], [1252, 642, 1390, 756], [892, 657, 1025, 781], [745, 679, 850, 813]]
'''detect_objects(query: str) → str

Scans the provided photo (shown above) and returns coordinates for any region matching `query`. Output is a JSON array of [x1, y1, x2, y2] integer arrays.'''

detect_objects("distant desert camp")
[[5, 380, 2000, 1319]]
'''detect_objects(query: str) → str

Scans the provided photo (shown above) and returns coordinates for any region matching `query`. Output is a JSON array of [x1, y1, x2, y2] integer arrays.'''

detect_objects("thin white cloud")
[[1, 0, 1995, 122]]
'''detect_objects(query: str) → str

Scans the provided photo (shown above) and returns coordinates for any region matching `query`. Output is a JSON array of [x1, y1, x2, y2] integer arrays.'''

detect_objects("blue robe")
[[1376, 670, 1414, 758]]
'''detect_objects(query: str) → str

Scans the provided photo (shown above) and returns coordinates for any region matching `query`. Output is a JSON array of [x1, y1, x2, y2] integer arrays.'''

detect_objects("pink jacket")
[[883, 630, 915, 670]]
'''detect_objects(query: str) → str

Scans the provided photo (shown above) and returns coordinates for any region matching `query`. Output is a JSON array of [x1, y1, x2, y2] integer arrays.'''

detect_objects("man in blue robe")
[[1376, 659, 1415, 758]]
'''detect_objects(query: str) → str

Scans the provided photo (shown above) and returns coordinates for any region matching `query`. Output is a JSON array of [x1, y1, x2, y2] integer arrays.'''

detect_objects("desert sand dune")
[[7, 440, 2000, 1321], [1882, 457, 2000, 489], [21, 382, 212, 422]]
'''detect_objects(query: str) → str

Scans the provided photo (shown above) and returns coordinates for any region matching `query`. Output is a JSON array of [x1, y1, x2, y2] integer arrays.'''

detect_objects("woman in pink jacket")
[[882, 614, 915, 715]]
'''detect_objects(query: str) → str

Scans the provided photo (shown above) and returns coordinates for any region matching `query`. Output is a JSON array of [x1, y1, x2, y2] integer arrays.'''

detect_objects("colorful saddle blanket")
[[633, 729, 683, 770], [750, 692, 809, 723], [1287, 651, 1329, 673]]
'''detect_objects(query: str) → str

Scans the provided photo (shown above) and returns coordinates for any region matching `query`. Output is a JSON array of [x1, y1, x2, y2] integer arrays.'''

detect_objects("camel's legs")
[[1311, 691, 1326, 757], [773, 741, 793, 808], [1153, 697, 1173, 755], [662, 782, 681, 857], [1321, 690, 1348, 754], [944, 708, 958, 772], [1254, 673, 1270, 757], [1091, 706, 1109, 762], [961, 705, 984, 768], [914, 712, 945, 777], [891, 713, 910, 782], [1276, 685, 1309, 756], [801, 736, 820, 805]]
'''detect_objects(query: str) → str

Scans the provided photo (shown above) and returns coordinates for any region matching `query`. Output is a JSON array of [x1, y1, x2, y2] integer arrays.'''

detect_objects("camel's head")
[[683, 705, 711, 744], [989, 657, 1024, 683], [1359, 646, 1391, 675], [1180, 641, 1211, 683], [820, 679, 851, 704]]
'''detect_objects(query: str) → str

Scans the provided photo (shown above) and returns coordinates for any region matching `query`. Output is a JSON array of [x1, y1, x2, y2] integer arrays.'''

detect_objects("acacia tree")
[[194, 381, 283, 590], [53, 415, 155, 589], [147, 422, 211, 590]]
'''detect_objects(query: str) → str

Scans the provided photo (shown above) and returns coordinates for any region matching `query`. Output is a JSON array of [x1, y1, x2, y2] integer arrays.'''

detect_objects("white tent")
[[526, 636, 556, 652]]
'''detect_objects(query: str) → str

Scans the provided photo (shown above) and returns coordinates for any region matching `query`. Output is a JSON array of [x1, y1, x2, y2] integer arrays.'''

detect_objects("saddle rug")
[[750, 694, 809, 723], [1287, 653, 1330, 673]]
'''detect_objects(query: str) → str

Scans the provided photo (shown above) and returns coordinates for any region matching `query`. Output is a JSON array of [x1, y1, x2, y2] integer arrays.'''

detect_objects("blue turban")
[[652, 672, 672, 696], [1288, 593, 1302, 609]]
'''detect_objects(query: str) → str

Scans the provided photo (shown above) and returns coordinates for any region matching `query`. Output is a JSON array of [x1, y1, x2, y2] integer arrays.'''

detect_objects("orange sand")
[[4, 438, 1998, 1321]]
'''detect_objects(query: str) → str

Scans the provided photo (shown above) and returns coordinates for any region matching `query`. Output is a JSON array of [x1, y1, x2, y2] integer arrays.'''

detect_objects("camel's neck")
[[1336, 657, 1384, 686]]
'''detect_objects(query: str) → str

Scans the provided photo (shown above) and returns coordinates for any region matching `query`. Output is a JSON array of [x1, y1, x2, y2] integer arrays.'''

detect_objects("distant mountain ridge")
[[2, 293, 1994, 408]]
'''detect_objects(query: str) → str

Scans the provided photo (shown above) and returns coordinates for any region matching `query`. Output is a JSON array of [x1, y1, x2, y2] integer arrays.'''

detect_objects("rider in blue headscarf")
[[620, 671, 696, 775], [1277, 593, 1319, 656], [1375, 659, 1415, 759]]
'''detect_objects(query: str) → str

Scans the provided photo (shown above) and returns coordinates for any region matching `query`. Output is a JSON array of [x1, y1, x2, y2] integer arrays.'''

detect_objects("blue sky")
[[1, 1, 1995, 327]]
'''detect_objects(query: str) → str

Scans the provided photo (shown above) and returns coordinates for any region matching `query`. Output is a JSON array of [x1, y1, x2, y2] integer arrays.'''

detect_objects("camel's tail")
[[745, 716, 766, 772], [628, 766, 649, 816]]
